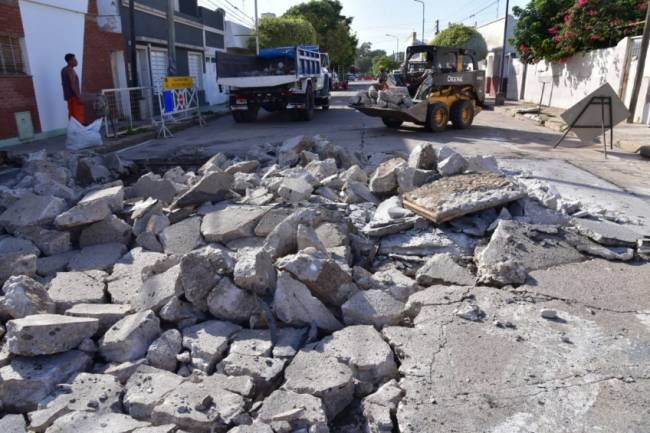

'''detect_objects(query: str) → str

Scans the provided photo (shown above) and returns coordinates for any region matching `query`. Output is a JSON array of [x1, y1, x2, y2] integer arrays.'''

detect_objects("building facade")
[[0, 0, 127, 145], [475, 16, 518, 98], [119, 0, 228, 106]]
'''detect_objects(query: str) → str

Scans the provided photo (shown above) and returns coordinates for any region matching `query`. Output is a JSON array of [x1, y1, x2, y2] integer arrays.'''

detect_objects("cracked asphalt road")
[[116, 82, 650, 432]]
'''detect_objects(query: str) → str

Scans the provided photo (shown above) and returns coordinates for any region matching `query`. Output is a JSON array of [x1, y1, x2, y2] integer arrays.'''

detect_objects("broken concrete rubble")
[[0, 135, 646, 433]]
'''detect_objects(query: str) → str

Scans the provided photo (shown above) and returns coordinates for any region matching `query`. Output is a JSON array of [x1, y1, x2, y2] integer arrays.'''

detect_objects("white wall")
[[521, 37, 632, 110], [225, 21, 253, 50], [476, 16, 517, 53], [19, 0, 88, 132]]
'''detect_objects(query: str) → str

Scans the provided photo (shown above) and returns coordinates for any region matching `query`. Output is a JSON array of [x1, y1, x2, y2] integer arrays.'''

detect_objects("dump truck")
[[217, 45, 331, 123], [351, 45, 486, 131]]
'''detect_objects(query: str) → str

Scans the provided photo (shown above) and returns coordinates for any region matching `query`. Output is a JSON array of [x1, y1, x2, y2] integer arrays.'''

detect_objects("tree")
[[372, 55, 401, 75], [284, 0, 358, 68], [430, 23, 488, 60], [250, 16, 317, 51], [355, 42, 388, 74], [512, 0, 647, 64]]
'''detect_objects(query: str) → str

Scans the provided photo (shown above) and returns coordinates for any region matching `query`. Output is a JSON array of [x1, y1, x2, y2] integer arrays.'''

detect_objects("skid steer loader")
[[351, 45, 486, 132]]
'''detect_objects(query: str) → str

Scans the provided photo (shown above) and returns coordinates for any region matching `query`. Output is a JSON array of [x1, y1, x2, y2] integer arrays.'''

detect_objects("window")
[[0, 36, 25, 74], [187, 52, 203, 90]]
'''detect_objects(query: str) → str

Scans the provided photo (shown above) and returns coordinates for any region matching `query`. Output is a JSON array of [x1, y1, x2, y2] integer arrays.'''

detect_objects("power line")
[[204, 0, 254, 26], [462, 0, 500, 23]]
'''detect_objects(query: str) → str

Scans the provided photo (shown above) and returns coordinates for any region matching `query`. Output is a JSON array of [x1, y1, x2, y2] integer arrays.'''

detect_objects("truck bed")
[[219, 75, 299, 89]]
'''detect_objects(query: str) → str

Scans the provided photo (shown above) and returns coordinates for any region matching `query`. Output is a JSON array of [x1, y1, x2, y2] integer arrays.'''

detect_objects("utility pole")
[[167, 0, 176, 76], [255, 0, 260, 55], [128, 0, 137, 86], [386, 34, 399, 62], [495, 0, 509, 106], [414, 0, 425, 44], [435, 19, 439, 35], [627, 4, 650, 123]]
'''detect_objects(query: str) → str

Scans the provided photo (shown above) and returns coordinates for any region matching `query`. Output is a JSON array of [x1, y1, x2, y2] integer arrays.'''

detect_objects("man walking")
[[61, 53, 84, 123]]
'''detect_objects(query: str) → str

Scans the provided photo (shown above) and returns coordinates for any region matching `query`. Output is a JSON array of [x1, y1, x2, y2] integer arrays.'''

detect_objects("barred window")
[[0, 36, 25, 74]]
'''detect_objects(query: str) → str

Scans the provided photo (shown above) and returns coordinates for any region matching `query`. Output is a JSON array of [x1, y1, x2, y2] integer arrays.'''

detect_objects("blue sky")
[[200, 0, 530, 53]]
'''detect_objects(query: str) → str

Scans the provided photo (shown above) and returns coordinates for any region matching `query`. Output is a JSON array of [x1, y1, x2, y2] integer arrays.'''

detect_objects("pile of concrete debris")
[[351, 86, 414, 110], [0, 135, 646, 433]]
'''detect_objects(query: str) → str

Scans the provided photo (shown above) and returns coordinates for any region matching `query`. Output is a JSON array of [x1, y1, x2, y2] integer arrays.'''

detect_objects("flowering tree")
[[512, 0, 647, 63]]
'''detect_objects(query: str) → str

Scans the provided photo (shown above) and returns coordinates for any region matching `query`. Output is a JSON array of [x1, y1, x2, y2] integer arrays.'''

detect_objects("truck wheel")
[[232, 111, 244, 123], [382, 118, 403, 129], [450, 100, 475, 129], [302, 85, 315, 121], [244, 106, 259, 122], [426, 102, 449, 132]]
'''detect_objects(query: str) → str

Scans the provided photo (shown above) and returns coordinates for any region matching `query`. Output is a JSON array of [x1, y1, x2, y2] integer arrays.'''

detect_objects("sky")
[[199, 0, 530, 54]]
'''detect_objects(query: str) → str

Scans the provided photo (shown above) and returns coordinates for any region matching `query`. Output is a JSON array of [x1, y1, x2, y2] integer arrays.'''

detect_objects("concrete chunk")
[[201, 205, 269, 243], [79, 215, 132, 248], [107, 249, 173, 305], [43, 411, 148, 433], [408, 143, 436, 170], [28, 373, 123, 432], [180, 245, 234, 311], [150, 375, 248, 432], [258, 390, 329, 433], [181, 320, 241, 373], [48, 270, 107, 313], [1, 275, 54, 319], [131, 265, 182, 312], [99, 310, 161, 363], [134, 173, 177, 203], [68, 243, 127, 272], [146, 329, 182, 372], [0, 351, 91, 412], [159, 217, 202, 256], [123, 365, 184, 420], [65, 303, 132, 335], [172, 171, 233, 207], [573, 218, 643, 247], [277, 249, 357, 306], [233, 248, 276, 295], [207, 277, 261, 323], [278, 177, 313, 202], [342, 290, 404, 329], [416, 253, 475, 286], [403, 172, 525, 224], [6, 314, 98, 356], [79, 185, 124, 212], [284, 349, 354, 419], [0, 414, 26, 433], [369, 158, 407, 195], [273, 272, 343, 332], [0, 193, 67, 234], [476, 220, 584, 286]]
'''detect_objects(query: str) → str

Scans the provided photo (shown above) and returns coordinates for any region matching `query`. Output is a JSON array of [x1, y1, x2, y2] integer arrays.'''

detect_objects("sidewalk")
[[0, 105, 230, 160], [495, 101, 650, 153]]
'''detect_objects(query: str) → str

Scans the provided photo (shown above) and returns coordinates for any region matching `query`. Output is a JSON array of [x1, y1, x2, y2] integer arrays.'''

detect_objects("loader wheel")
[[382, 118, 403, 129], [426, 102, 449, 132], [450, 100, 475, 129]]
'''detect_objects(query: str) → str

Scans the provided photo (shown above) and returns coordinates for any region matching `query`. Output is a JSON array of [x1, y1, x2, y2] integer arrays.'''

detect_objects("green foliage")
[[512, 0, 647, 63], [355, 42, 388, 74], [431, 24, 475, 46], [250, 16, 317, 51], [372, 55, 401, 75], [430, 24, 488, 60], [284, 0, 358, 68]]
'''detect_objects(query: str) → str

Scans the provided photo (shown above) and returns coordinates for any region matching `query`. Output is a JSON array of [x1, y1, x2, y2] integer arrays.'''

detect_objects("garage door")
[[150, 49, 167, 94], [188, 52, 203, 90]]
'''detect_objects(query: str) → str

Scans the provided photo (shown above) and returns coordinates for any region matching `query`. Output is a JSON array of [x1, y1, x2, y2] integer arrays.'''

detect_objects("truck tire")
[[302, 85, 315, 121], [244, 106, 259, 122], [450, 100, 475, 129], [382, 118, 403, 129], [426, 102, 449, 132], [232, 111, 245, 123]]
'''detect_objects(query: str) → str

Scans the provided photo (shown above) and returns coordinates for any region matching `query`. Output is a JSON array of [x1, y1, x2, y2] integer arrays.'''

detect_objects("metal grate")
[[0, 35, 25, 74], [101, 87, 155, 138]]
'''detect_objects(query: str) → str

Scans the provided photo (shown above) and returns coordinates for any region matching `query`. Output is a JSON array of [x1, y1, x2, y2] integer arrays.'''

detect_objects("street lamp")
[[386, 34, 399, 62], [413, 0, 425, 44]]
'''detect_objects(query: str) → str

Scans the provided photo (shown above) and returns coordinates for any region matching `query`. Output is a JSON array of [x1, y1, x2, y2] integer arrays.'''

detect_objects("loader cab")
[[401, 45, 480, 96]]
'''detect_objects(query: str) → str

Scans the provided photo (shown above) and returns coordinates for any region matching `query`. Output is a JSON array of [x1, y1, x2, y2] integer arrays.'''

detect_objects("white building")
[[476, 15, 518, 98]]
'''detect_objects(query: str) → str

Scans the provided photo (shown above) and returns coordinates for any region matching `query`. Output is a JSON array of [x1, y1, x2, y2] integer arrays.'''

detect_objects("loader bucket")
[[349, 99, 428, 125]]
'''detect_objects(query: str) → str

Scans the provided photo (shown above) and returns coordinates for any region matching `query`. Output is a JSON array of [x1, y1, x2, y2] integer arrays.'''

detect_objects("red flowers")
[[577, 0, 588, 7], [586, 8, 598, 16], [640, 2, 648, 12], [548, 26, 558, 35], [590, 34, 600, 41], [519, 44, 530, 54]]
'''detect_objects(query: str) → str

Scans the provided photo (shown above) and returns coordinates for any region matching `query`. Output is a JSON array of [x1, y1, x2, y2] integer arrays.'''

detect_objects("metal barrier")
[[100, 87, 155, 138], [155, 86, 205, 138]]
